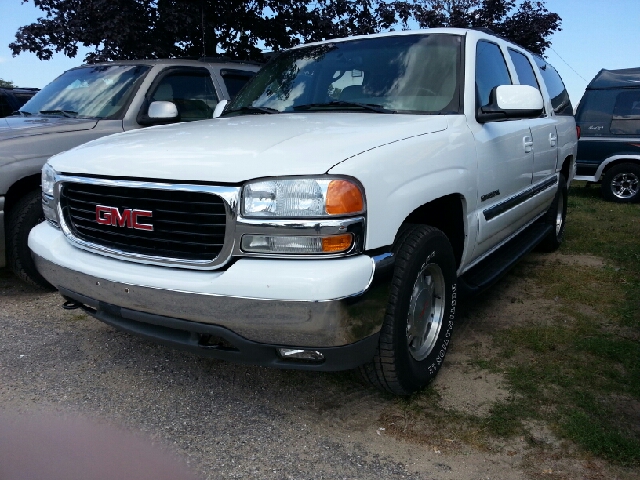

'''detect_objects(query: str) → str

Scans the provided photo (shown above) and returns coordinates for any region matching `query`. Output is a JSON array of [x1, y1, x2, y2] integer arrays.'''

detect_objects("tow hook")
[[62, 298, 83, 310]]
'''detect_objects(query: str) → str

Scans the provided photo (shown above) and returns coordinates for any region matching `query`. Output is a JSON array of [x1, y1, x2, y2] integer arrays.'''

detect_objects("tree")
[[413, 0, 561, 54], [0, 79, 16, 88], [9, 0, 411, 63], [9, 0, 560, 63]]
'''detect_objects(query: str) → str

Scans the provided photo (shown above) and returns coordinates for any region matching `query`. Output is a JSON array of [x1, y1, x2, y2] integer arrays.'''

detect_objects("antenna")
[[201, 2, 206, 57]]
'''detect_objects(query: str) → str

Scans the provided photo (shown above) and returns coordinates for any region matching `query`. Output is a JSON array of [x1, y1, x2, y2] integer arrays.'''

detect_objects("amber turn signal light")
[[321, 234, 353, 253], [325, 180, 364, 215]]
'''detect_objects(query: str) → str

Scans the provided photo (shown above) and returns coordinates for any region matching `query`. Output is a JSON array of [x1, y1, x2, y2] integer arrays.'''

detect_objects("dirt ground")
[[0, 253, 635, 479]]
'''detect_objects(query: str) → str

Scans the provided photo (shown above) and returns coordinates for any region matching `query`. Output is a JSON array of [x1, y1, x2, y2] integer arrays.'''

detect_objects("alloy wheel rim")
[[406, 262, 445, 361], [611, 172, 639, 199]]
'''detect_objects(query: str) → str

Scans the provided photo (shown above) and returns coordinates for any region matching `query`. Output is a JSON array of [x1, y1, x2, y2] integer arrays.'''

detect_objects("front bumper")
[[30, 222, 393, 369]]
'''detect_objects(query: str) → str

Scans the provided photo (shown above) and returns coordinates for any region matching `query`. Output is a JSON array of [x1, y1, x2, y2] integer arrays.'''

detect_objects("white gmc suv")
[[29, 28, 577, 395]]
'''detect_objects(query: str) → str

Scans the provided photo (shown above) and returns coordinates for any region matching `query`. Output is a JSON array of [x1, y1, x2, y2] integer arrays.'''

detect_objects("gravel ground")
[[0, 267, 528, 480]]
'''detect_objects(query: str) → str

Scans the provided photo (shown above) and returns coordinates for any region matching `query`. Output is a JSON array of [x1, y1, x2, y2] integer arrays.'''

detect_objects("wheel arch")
[[560, 154, 574, 183], [600, 156, 640, 177], [397, 193, 466, 270], [595, 155, 640, 181], [4, 173, 41, 217]]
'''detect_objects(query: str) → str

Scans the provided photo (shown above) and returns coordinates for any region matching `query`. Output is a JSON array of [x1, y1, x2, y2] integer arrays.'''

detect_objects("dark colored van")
[[575, 68, 640, 202], [0, 87, 39, 118]]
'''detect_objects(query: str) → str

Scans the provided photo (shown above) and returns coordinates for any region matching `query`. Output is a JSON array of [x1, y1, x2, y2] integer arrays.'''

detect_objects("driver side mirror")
[[477, 85, 543, 123], [148, 101, 179, 121]]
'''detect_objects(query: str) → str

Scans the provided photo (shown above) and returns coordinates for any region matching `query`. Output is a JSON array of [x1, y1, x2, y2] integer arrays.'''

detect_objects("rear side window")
[[610, 90, 640, 135], [508, 49, 540, 91], [476, 41, 512, 108], [220, 69, 256, 99], [533, 56, 572, 116]]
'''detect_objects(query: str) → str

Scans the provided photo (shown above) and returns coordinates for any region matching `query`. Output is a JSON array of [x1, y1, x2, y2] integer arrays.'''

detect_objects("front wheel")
[[360, 225, 457, 395], [601, 163, 640, 203], [6, 190, 54, 289]]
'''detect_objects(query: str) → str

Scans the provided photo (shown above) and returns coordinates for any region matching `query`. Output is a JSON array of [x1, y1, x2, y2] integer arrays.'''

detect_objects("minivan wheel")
[[601, 163, 640, 203], [6, 190, 54, 289], [359, 225, 457, 396]]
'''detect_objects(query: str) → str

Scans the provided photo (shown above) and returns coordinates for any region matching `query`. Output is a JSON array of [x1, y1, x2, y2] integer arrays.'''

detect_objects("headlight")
[[41, 163, 59, 226], [41, 163, 56, 197], [242, 178, 364, 218]]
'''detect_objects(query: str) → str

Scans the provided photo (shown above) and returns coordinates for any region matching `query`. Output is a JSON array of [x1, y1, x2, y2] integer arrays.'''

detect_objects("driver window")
[[148, 71, 218, 122], [476, 41, 512, 108]]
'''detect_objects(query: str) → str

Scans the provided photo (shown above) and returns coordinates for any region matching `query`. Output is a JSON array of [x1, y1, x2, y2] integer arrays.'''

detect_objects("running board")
[[459, 223, 553, 297]]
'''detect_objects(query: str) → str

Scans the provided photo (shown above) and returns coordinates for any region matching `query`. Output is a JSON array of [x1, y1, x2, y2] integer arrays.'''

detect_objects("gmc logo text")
[[95, 205, 154, 231]]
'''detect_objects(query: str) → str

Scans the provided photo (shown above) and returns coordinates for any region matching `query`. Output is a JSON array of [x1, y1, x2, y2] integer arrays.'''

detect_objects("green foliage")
[[413, 0, 562, 54], [9, 1, 561, 63], [0, 79, 15, 88], [9, 0, 412, 63]]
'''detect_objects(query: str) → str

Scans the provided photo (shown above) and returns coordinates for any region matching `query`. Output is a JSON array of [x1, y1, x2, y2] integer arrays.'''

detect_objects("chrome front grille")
[[58, 179, 237, 267]]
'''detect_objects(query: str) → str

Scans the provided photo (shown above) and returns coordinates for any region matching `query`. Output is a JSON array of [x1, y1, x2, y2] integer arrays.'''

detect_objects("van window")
[[610, 90, 640, 135], [533, 56, 572, 116], [0, 93, 12, 117]]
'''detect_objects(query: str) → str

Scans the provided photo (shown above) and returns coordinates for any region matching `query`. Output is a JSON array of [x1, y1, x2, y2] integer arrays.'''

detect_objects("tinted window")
[[610, 90, 640, 135], [533, 56, 572, 116], [475, 41, 512, 108], [13, 92, 35, 107], [228, 34, 463, 114], [575, 89, 618, 136], [221, 70, 256, 99], [508, 49, 540, 90], [0, 93, 13, 117], [149, 71, 218, 122]]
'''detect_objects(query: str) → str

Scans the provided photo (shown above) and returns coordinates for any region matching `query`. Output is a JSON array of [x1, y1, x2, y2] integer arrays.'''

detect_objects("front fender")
[[328, 116, 477, 250]]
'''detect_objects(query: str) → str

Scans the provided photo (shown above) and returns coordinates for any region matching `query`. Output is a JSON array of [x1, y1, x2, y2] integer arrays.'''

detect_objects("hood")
[[0, 115, 99, 141], [49, 113, 448, 183]]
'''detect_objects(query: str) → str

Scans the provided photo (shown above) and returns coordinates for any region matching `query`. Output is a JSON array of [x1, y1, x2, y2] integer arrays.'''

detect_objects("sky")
[[0, 0, 639, 105]]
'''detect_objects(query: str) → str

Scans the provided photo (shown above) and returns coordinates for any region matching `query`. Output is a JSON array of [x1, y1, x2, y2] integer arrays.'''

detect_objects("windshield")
[[226, 34, 462, 115], [20, 65, 150, 119]]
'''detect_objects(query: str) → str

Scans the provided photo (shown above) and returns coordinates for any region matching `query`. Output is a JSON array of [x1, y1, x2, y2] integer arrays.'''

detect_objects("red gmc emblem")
[[95, 205, 154, 231]]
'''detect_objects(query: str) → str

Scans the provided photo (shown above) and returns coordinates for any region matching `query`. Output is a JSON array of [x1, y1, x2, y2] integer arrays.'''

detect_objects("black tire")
[[601, 163, 640, 203], [538, 173, 568, 252], [360, 225, 457, 395], [6, 190, 54, 289]]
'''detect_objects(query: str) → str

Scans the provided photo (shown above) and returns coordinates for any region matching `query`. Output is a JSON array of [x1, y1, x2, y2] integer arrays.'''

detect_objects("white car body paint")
[[30, 222, 374, 302], [29, 28, 579, 361]]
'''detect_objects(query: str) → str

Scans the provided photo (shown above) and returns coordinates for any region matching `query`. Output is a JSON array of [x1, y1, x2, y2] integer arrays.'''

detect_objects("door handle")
[[523, 136, 533, 153], [549, 133, 557, 147]]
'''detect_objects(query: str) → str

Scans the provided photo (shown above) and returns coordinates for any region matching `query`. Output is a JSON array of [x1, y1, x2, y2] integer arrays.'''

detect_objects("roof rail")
[[198, 56, 265, 66]]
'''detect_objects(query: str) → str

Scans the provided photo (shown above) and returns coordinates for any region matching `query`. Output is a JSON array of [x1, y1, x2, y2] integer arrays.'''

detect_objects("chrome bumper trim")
[[34, 253, 393, 348]]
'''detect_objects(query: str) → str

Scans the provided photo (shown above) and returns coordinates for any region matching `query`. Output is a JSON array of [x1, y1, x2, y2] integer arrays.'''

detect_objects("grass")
[[483, 183, 640, 466], [383, 183, 640, 468]]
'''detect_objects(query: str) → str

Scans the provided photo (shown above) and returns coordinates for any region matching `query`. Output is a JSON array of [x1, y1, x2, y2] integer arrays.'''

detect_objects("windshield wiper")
[[223, 106, 280, 116], [12, 110, 32, 116], [39, 109, 78, 118], [292, 101, 396, 114]]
